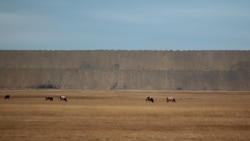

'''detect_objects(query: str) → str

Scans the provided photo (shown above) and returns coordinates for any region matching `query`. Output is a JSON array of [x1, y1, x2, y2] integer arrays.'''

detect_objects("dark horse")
[[59, 96, 67, 102], [4, 95, 10, 99], [45, 96, 53, 101], [146, 96, 154, 103]]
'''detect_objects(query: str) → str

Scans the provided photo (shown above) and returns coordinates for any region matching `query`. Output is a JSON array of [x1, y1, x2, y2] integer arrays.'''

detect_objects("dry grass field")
[[0, 90, 250, 141]]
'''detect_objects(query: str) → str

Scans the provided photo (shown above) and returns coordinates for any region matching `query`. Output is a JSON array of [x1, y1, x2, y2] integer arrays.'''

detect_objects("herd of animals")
[[45, 96, 68, 102], [4, 95, 68, 102], [146, 96, 176, 103], [3, 95, 176, 103]]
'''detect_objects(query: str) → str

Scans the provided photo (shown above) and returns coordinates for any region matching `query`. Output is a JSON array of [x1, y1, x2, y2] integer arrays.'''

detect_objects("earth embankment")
[[0, 50, 249, 90]]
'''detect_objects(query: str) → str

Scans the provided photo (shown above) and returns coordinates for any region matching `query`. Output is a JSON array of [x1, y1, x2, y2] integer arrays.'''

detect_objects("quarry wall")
[[0, 50, 249, 90]]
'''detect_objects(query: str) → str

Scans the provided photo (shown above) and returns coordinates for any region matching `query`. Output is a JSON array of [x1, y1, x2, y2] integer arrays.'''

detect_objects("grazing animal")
[[4, 95, 10, 99], [146, 96, 154, 103], [166, 97, 176, 103], [45, 96, 53, 101], [59, 96, 67, 102]]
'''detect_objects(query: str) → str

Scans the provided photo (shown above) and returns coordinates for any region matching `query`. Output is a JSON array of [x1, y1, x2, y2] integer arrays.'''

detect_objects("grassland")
[[0, 90, 250, 141]]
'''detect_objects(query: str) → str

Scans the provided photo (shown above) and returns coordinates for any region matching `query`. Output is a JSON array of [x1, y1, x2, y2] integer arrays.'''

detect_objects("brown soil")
[[0, 90, 250, 141]]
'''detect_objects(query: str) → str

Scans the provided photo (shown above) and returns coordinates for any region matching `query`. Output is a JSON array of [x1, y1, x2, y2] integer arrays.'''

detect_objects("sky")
[[0, 0, 250, 50]]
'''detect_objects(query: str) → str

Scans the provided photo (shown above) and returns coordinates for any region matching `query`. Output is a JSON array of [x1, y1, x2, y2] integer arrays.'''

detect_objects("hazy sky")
[[0, 0, 250, 50]]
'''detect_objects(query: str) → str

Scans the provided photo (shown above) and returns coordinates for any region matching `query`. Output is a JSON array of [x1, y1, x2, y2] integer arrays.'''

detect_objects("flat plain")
[[0, 90, 250, 141]]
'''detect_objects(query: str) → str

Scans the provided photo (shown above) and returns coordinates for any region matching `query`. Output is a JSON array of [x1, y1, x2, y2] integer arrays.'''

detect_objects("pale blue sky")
[[0, 0, 250, 50]]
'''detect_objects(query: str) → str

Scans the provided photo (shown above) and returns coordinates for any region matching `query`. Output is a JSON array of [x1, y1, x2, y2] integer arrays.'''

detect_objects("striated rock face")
[[0, 50, 249, 90]]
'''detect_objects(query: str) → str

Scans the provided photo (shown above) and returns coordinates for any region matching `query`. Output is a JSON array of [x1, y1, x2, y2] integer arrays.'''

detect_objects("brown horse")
[[4, 95, 10, 99], [45, 96, 53, 101]]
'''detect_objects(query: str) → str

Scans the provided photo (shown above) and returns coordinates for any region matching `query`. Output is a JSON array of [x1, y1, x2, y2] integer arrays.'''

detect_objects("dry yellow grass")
[[0, 90, 250, 141]]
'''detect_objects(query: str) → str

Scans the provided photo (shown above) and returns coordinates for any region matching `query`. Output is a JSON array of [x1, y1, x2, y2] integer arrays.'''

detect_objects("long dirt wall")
[[0, 50, 249, 90]]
